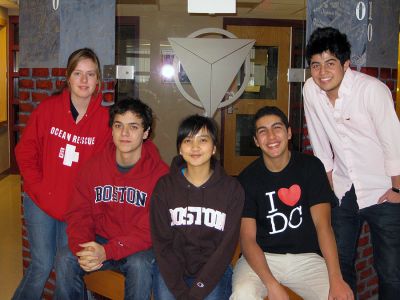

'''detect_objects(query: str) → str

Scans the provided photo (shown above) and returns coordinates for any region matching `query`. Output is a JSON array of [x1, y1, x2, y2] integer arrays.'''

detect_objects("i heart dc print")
[[265, 184, 303, 234]]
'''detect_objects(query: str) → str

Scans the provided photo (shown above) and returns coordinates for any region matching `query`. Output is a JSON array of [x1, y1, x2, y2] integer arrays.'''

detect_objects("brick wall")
[[17, 67, 114, 299], [302, 66, 398, 300]]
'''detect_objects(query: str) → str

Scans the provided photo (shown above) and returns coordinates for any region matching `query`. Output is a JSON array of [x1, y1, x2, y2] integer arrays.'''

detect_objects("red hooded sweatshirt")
[[65, 140, 169, 260], [15, 89, 111, 220]]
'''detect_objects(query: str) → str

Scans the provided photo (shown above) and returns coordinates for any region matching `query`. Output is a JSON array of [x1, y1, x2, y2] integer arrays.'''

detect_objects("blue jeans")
[[12, 195, 68, 300], [332, 186, 400, 299], [54, 236, 155, 300], [153, 263, 232, 300]]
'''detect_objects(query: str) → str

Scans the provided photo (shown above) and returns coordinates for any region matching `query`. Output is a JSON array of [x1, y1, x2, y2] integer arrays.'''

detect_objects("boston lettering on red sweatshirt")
[[66, 141, 169, 260], [15, 89, 111, 220]]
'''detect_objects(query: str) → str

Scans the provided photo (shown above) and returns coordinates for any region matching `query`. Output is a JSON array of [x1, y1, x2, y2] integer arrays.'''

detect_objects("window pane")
[[235, 114, 261, 156], [115, 22, 139, 99], [14, 51, 19, 72], [14, 23, 19, 45], [240, 46, 278, 100], [13, 78, 19, 98]]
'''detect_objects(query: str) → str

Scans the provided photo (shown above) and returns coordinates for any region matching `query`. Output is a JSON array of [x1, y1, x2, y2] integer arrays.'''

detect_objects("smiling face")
[[254, 114, 291, 166], [68, 58, 99, 103], [310, 51, 350, 102], [112, 111, 149, 166], [179, 127, 216, 170]]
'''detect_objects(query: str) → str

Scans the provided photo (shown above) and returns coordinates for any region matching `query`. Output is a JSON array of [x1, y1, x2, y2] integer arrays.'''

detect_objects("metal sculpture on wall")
[[169, 28, 255, 117]]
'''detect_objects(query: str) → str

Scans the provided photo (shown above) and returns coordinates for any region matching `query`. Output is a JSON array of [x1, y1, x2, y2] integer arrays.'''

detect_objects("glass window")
[[115, 18, 140, 100], [239, 46, 278, 100], [14, 23, 19, 45], [235, 114, 261, 156], [13, 51, 19, 72], [13, 78, 19, 98]]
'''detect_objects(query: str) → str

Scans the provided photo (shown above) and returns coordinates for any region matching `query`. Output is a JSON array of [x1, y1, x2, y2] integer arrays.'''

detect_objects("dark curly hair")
[[109, 98, 153, 138], [306, 27, 351, 65]]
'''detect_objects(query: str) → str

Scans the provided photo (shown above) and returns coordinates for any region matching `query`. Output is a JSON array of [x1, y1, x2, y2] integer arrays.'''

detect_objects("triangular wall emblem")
[[169, 28, 255, 117]]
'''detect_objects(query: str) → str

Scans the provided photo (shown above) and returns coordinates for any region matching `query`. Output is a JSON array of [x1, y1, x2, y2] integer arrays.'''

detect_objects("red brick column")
[[302, 67, 397, 300], [17, 67, 114, 299]]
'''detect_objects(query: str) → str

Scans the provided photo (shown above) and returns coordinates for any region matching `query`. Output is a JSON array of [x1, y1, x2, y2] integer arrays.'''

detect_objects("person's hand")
[[76, 241, 106, 272], [328, 277, 354, 300], [266, 281, 289, 300], [378, 188, 400, 204]]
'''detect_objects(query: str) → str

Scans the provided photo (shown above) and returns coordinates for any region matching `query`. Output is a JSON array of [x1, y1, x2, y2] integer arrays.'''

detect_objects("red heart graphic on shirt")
[[277, 184, 301, 206]]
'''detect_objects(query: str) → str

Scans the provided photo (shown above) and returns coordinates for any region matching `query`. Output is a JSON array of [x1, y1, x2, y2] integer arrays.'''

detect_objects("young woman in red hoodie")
[[151, 115, 244, 300], [13, 48, 111, 300]]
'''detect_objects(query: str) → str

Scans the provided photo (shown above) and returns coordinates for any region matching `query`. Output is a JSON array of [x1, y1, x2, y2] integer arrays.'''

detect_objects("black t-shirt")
[[238, 151, 335, 255]]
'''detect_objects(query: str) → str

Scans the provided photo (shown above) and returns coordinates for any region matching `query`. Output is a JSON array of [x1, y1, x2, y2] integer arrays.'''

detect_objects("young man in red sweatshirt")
[[54, 98, 168, 300]]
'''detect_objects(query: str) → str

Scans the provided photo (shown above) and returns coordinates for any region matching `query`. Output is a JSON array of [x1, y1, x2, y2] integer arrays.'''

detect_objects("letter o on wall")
[[356, 2, 366, 20]]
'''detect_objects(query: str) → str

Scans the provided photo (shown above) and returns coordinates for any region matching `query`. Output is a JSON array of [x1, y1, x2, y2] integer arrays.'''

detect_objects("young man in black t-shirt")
[[230, 106, 353, 300]]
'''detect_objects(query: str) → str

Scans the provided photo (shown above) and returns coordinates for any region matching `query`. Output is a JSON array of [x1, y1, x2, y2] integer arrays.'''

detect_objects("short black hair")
[[253, 106, 289, 135], [306, 27, 351, 65], [176, 115, 218, 152], [109, 98, 153, 134]]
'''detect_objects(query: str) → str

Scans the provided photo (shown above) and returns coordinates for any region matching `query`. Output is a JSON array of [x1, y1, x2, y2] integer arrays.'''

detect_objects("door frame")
[[0, 17, 6, 124], [221, 18, 305, 169], [8, 16, 19, 174]]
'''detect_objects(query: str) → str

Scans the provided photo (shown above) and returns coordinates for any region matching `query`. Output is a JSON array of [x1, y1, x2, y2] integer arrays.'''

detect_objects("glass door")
[[223, 25, 291, 175]]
